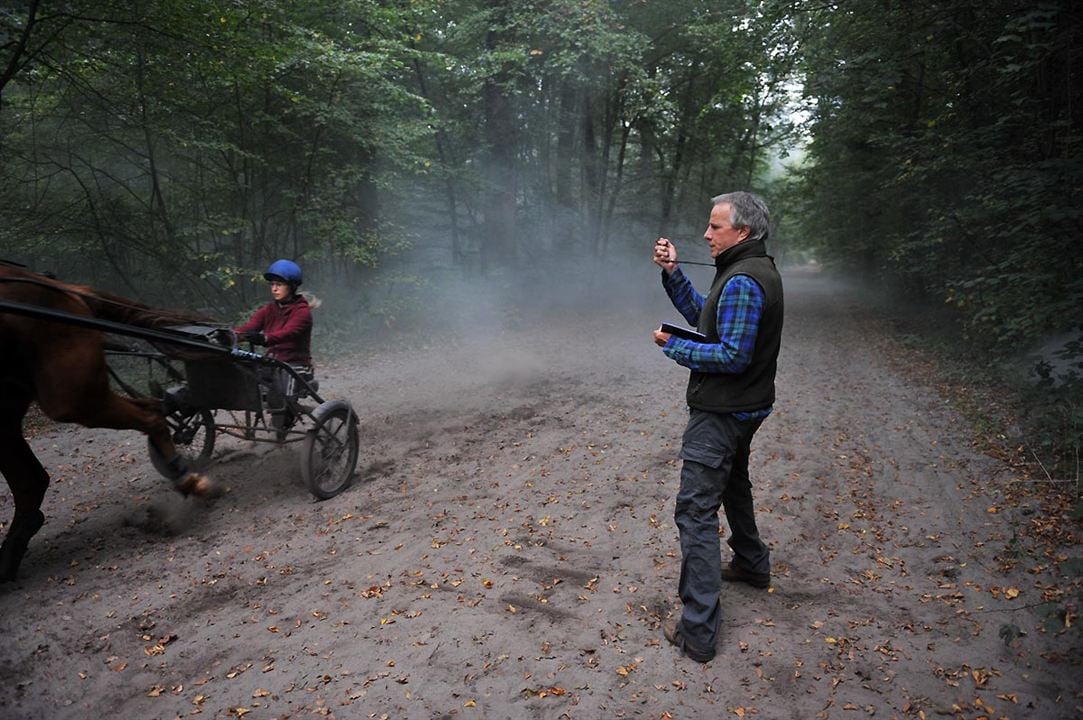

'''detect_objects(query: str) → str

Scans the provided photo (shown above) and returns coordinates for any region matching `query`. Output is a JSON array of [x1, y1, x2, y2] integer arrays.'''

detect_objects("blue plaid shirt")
[[661, 267, 772, 420]]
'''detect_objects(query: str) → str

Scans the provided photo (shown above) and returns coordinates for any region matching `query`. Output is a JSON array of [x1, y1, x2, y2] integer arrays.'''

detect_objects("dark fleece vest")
[[687, 238, 784, 413]]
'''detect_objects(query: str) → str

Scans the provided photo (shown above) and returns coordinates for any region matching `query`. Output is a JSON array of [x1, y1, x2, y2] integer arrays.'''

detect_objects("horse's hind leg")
[[69, 392, 216, 497], [35, 339, 215, 497], [0, 397, 49, 582], [119, 395, 216, 497]]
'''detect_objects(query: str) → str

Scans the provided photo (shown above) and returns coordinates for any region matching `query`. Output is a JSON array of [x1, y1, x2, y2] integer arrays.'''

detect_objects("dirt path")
[[1, 272, 1078, 719]]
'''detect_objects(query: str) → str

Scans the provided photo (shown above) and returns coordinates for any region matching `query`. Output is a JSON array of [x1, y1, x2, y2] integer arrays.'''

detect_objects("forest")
[[1, 0, 1080, 473]]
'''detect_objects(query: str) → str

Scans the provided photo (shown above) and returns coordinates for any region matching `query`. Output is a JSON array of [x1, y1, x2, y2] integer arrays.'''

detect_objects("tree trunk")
[[554, 78, 578, 252], [480, 0, 517, 271]]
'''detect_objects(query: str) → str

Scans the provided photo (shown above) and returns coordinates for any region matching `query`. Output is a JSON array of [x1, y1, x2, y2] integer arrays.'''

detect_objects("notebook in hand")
[[660, 322, 708, 342]]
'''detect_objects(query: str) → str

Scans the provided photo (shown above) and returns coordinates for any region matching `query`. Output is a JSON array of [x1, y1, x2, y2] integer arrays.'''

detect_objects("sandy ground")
[[1, 271, 1079, 719]]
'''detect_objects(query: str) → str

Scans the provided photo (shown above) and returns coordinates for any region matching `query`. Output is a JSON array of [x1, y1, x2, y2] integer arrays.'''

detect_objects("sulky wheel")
[[148, 408, 216, 479], [301, 400, 359, 500]]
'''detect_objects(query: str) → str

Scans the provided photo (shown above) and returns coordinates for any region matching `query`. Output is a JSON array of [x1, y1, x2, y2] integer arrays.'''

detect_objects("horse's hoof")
[[178, 473, 220, 498]]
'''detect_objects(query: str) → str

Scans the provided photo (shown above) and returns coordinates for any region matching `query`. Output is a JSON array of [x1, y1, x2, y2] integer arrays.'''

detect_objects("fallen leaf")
[[971, 668, 994, 687], [521, 686, 567, 698]]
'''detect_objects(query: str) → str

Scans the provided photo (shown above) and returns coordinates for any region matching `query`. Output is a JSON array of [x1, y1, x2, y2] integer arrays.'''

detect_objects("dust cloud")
[[326, 235, 698, 395], [122, 493, 195, 536]]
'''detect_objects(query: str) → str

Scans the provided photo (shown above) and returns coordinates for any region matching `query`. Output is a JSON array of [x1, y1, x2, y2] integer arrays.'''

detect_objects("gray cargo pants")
[[675, 408, 770, 650]]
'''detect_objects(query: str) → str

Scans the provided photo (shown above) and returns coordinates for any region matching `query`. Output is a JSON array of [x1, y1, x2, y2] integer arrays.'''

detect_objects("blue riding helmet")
[[263, 259, 302, 286]]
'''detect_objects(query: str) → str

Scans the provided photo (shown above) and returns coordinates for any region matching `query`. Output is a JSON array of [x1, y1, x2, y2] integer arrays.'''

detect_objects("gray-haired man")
[[652, 191, 784, 662]]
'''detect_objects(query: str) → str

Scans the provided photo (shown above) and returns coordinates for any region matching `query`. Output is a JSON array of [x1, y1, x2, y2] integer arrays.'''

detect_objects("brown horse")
[[0, 263, 217, 581]]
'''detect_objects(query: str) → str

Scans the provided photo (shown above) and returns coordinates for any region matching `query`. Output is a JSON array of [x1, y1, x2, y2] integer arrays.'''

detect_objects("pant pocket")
[[679, 441, 726, 469]]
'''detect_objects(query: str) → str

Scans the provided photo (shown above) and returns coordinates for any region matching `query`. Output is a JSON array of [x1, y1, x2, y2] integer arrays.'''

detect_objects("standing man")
[[652, 191, 783, 663]]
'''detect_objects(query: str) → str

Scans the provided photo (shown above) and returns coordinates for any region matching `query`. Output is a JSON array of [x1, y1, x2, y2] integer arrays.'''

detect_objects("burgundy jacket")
[[235, 296, 313, 366]]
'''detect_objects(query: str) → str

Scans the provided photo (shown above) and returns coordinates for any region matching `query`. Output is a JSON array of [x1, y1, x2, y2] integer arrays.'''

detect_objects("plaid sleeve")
[[663, 274, 764, 374], [661, 267, 704, 326]]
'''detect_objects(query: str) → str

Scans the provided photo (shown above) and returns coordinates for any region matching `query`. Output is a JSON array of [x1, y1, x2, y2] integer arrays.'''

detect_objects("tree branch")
[[0, 0, 40, 102]]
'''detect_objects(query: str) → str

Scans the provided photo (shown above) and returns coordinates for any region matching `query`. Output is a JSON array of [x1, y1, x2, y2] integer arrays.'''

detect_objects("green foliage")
[[0, 1, 846, 322], [778, 0, 1082, 478], [0, 0, 428, 308], [791, 0, 1081, 349]]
